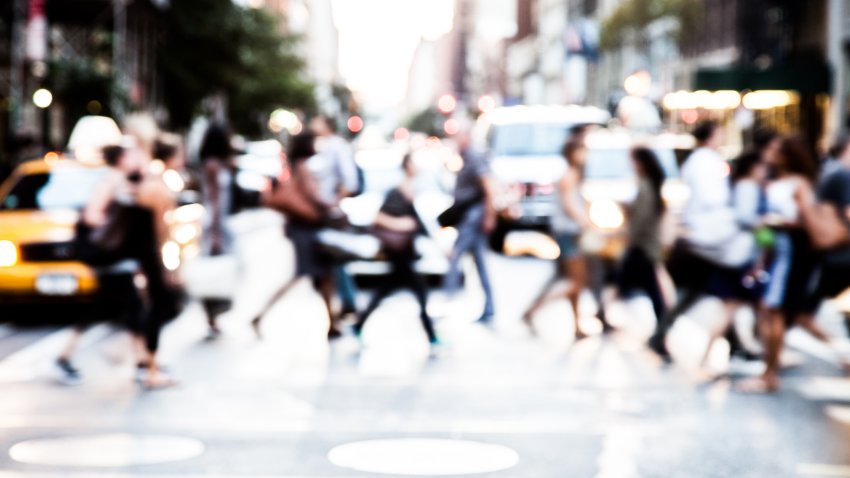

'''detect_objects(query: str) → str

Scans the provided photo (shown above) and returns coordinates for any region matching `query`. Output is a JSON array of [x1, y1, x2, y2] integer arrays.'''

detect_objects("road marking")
[[9, 433, 204, 467], [798, 463, 850, 477], [0, 473, 366, 478], [328, 439, 520, 476]]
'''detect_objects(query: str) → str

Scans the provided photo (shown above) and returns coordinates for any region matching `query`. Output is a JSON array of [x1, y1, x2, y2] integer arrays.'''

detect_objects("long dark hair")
[[777, 137, 818, 182], [631, 147, 666, 214], [199, 123, 233, 162], [287, 132, 316, 165]]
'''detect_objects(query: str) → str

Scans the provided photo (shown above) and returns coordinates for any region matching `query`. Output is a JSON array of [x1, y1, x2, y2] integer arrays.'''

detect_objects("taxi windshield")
[[1, 167, 109, 211]]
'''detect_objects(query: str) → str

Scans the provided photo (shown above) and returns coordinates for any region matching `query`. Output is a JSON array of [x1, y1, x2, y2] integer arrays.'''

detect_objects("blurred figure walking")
[[614, 147, 668, 326], [253, 133, 334, 338], [354, 154, 438, 345], [62, 144, 178, 389], [198, 123, 238, 338], [649, 121, 755, 360], [441, 131, 497, 324], [740, 138, 821, 393], [522, 135, 591, 339], [309, 116, 361, 335]]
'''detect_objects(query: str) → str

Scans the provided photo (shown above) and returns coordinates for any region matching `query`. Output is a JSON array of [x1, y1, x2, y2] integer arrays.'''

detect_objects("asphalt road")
[[1, 220, 850, 477]]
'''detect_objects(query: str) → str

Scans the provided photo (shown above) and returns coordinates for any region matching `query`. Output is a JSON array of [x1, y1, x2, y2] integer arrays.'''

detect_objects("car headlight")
[[588, 199, 624, 230], [162, 241, 181, 271], [0, 240, 18, 267]]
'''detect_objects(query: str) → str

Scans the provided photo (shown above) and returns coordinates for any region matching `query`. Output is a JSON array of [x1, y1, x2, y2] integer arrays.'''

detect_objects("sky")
[[331, 0, 455, 112]]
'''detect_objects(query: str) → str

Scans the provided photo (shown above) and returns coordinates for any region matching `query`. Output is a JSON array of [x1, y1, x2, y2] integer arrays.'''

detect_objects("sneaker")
[[56, 358, 82, 385], [476, 313, 494, 325]]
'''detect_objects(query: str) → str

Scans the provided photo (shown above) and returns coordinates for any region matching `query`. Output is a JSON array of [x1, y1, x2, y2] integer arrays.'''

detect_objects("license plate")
[[35, 274, 80, 296]]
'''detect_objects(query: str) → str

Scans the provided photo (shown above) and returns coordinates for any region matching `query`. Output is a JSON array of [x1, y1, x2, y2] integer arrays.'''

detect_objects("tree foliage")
[[159, 0, 315, 135], [599, 0, 703, 52]]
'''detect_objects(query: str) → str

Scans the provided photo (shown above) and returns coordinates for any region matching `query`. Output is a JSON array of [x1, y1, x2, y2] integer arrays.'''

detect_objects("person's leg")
[[566, 256, 589, 339], [795, 312, 831, 343], [649, 247, 712, 358], [471, 232, 494, 321], [400, 259, 437, 343], [700, 300, 739, 369], [760, 308, 784, 390], [336, 266, 358, 315], [354, 281, 395, 336], [443, 214, 478, 295]]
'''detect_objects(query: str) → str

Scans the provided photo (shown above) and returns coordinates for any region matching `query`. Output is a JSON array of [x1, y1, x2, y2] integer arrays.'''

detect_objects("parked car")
[[0, 157, 203, 306]]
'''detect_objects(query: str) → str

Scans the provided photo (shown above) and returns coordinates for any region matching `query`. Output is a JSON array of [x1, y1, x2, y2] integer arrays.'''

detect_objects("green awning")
[[694, 64, 832, 94]]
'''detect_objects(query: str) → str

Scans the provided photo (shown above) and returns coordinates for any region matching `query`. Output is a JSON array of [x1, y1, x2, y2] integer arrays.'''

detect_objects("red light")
[[681, 109, 698, 125], [393, 128, 410, 141], [443, 118, 460, 135], [347, 116, 364, 133], [437, 94, 457, 114], [477, 95, 496, 113]]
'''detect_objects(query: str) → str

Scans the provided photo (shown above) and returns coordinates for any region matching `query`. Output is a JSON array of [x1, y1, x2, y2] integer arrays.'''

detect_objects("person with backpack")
[[353, 154, 438, 346]]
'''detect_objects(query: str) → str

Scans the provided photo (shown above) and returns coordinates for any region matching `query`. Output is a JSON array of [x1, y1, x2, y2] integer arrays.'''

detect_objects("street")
[[1, 218, 849, 478]]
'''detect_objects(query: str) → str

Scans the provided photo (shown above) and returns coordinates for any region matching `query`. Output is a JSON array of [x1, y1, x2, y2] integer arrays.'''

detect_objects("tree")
[[159, 0, 314, 135], [599, 0, 703, 52]]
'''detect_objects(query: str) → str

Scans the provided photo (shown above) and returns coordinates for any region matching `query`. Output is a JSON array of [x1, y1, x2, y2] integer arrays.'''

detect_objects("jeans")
[[443, 205, 494, 317]]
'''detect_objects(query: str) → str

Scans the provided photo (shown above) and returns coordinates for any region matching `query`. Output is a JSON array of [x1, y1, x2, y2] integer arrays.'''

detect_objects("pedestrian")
[[61, 144, 177, 389], [309, 115, 361, 336], [522, 136, 591, 339], [353, 154, 438, 346], [442, 129, 497, 324], [198, 123, 239, 338], [648, 121, 755, 360], [252, 133, 333, 338], [614, 147, 668, 327], [739, 137, 821, 393], [798, 137, 850, 342]]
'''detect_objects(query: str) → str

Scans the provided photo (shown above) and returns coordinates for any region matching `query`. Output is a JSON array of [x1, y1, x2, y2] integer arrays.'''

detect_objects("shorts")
[[763, 231, 819, 315], [812, 264, 850, 302], [555, 233, 580, 260]]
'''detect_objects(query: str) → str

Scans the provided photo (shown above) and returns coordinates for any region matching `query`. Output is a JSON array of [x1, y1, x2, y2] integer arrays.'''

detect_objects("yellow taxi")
[[0, 157, 203, 305]]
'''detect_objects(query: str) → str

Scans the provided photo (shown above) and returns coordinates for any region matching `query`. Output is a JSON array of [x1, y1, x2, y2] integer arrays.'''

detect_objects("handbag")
[[265, 175, 324, 224], [438, 197, 477, 228], [75, 202, 132, 266], [373, 225, 415, 254], [88, 202, 131, 253]]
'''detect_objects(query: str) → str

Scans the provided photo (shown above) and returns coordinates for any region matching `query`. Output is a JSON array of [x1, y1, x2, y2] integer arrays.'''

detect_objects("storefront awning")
[[694, 64, 832, 94]]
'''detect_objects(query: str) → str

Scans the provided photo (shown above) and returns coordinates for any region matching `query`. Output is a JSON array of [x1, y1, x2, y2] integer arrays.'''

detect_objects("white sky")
[[331, 0, 454, 111]]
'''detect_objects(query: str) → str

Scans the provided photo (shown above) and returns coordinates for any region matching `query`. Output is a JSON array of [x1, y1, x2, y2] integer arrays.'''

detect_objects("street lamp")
[[32, 88, 52, 108], [32, 88, 53, 149]]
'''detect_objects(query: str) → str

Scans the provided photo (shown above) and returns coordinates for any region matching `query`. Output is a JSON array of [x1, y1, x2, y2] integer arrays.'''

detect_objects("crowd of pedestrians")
[[50, 111, 850, 395]]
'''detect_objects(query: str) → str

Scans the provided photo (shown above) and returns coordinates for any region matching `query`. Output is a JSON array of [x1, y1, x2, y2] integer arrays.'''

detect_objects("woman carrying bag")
[[250, 133, 334, 338], [62, 145, 179, 389], [353, 154, 438, 346]]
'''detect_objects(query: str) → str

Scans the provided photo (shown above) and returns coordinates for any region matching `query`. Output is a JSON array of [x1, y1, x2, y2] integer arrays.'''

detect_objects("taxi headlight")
[[588, 199, 625, 230], [162, 241, 181, 271], [0, 240, 18, 267]]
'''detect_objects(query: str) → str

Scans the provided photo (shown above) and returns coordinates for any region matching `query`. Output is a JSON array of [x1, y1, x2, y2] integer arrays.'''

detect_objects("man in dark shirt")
[[796, 147, 850, 342], [443, 131, 497, 324]]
